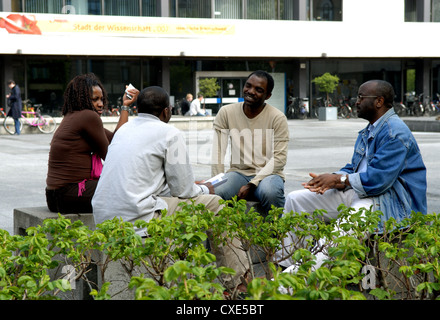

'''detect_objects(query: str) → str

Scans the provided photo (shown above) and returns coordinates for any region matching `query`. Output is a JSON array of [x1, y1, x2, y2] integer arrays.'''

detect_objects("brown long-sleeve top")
[[46, 109, 113, 189]]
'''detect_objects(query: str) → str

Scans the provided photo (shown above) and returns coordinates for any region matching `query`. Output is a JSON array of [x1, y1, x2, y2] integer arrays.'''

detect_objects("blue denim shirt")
[[335, 108, 427, 232]]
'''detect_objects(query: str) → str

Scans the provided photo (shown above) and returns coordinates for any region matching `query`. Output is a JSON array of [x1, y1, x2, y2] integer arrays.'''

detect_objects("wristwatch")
[[121, 105, 130, 112], [340, 174, 347, 185]]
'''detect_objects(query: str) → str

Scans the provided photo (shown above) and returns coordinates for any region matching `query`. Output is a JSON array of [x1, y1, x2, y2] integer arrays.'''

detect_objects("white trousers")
[[276, 188, 373, 267]]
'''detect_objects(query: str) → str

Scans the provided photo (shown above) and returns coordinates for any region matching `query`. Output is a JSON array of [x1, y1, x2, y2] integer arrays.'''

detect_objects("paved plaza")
[[1, 117, 439, 235]]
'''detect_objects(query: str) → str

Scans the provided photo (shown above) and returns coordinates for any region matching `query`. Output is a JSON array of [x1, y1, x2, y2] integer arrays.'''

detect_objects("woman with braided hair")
[[46, 73, 139, 213]]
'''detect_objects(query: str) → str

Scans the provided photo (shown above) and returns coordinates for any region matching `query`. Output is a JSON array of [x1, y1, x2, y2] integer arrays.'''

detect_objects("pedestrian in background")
[[186, 93, 205, 116], [180, 93, 193, 115], [6, 80, 22, 135]]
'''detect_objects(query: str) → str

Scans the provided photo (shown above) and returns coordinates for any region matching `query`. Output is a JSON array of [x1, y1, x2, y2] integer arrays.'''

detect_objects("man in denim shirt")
[[277, 80, 427, 270]]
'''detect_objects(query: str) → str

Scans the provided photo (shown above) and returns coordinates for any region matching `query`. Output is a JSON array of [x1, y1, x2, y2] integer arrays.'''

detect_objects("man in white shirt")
[[92, 86, 248, 291], [186, 93, 205, 116]]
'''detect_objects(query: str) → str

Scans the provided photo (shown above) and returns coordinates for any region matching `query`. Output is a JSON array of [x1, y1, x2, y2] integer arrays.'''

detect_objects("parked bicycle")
[[423, 95, 439, 116], [411, 93, 425, 116], [315, 96, 332, 108], [3, 104, 57, 134], [393, 101, 408, 117], [348, 96, 358, 118], [286, 96, 309, 119], [404, 92, 424, 116], [335, 96, 353, 119], [424, 93, 440, 116]]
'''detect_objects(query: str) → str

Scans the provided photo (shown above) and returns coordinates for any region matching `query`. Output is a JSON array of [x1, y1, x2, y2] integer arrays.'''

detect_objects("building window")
[[10, 0, 158, 16], [404, 0, 417, 21], [432, 0, 440, 21], [13, 0, 65, 13], [280, 0, 296, 20], [104, 0, 139, 16], [246, 0, 277, 20], [142, 0, 157, 16], [65, 0, 101, 15], [172, 0, 211, 18], [405, 0, 440, 22], [171, 0, 301, 20], [307, 0, 342, 21], [213, 0, 242, 19], [87, 0, 102, 15]]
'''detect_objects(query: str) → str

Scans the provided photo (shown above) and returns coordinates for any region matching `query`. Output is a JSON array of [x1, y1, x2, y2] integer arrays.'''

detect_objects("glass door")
[[221, 78, 243, 104]]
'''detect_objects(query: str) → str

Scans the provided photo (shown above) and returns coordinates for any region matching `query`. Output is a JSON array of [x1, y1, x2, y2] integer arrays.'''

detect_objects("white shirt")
[[92, 113, 208, 233], [188, 98, 203, 115]]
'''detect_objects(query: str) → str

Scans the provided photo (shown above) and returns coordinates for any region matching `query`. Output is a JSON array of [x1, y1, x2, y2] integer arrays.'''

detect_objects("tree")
[[312, 73, 340, 106], [198, 78, 220, 109]]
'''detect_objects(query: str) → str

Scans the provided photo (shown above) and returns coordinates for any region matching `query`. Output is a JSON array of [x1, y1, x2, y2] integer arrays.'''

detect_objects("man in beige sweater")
[[211, 70, 289, 214]]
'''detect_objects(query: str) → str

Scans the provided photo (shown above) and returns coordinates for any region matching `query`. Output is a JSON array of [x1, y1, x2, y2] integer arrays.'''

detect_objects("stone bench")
[[13, 201, 264, 236], [13, 206, 95, 236]]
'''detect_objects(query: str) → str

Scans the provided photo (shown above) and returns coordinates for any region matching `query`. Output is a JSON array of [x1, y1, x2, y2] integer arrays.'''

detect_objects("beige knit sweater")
[[211, 102, 289, 186]]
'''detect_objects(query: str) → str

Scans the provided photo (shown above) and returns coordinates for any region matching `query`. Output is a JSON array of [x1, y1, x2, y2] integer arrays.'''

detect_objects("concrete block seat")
[[13, 201, 264, 236], [13, 206, 95, 236]]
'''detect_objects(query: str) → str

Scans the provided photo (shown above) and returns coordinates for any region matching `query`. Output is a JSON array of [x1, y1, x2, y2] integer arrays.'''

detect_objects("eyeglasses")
[[357, 95, 378, 101]]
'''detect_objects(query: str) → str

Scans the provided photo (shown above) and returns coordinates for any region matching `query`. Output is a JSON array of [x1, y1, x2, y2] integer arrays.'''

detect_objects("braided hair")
[[62, 73, 108, 115]]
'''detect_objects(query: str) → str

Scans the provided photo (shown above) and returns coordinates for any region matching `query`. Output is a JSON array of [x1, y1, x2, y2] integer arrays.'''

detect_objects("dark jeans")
[[46, 180, 98, 213], [14, 118, 21, 135]]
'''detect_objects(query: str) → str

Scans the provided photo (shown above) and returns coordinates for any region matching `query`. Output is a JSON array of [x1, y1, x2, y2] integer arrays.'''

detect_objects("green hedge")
[[0, 198, 439, 300]]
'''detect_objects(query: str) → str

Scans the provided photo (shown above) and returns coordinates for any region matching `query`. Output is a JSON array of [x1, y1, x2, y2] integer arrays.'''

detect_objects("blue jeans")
[[14, 118, 21, 135], [214, 171, 285, 214]]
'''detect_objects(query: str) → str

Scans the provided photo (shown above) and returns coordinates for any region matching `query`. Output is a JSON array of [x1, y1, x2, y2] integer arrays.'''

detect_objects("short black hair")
[[246, 70, 274, 95], [136, 86, 170, 117], [371, 80, 395, 108]]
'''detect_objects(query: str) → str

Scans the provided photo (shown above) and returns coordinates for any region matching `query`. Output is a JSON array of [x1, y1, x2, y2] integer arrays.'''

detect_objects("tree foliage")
[[198, 78, 220, 98], [312, 73, 340, 105]]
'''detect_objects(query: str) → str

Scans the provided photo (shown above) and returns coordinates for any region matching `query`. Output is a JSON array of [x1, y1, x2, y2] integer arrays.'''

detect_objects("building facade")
[[1, 0, 440, 116]]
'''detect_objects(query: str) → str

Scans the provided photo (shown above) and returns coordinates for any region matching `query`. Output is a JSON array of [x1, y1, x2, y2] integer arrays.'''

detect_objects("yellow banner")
[[0, 13, 235, 36]]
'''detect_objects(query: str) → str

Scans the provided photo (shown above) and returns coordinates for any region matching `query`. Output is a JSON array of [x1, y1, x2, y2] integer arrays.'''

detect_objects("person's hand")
[[302, 173, 343, 194], [123, 86, 140, 106], [196, 180, 215, 194], [238, 183, 256, 200]]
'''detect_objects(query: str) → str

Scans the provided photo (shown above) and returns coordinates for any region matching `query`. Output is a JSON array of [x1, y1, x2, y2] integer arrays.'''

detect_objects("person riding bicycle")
[[45, 73, 139, 213], [6, 80, 22, 135]]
